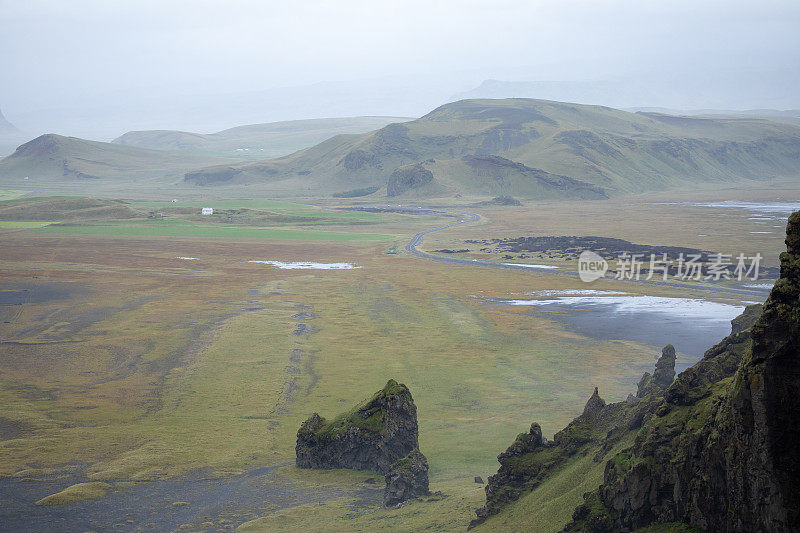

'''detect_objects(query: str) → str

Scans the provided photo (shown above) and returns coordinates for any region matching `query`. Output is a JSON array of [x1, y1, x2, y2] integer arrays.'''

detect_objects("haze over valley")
[[1, 1, 799, 532]]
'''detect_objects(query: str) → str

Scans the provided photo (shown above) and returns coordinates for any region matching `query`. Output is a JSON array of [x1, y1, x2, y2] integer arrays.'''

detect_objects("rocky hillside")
[[296, 379, 420, 475], [184, 98, 800, 199], [474, 211, 800, 532]]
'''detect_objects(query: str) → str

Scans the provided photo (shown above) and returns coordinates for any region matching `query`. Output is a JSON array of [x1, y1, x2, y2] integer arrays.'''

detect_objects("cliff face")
[[386, 163, 434, 197], [471, 345, 680, 529], [564, 212, 800, 532], [473, 216, 800, 532], [723, 211, 800, 530], [295, 380, 419, 475]]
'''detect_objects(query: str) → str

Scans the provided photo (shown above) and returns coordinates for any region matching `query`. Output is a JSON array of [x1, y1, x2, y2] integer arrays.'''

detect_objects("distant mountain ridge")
[[3, 98, 800, 198], [184, 98, 800, 199], [112, 116, 411, 160], [0, 134, 236, 183]]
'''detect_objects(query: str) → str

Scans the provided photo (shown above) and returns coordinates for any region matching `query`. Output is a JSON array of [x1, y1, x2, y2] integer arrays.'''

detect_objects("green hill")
[[184, 98, 800, 199], [112, 116, 411, 160], [0, 133, 237, 185]]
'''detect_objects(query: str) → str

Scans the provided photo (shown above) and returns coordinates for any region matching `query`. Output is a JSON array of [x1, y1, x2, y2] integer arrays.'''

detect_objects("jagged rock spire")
[[653, 344, 676, 388], [637, 344, 677, 398], [583, 387, 605, 415]]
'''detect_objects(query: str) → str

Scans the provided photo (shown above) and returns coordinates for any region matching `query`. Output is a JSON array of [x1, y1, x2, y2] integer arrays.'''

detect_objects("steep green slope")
[[112, 116, 411, 160], [472, 306, 760, 532], [0, 134, 237, 184], [184, 98, 800, 199], [0, 196, 143, 220], [474, 213, 800, 532]]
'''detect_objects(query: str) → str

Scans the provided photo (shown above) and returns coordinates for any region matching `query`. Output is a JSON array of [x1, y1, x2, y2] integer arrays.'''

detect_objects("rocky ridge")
[[473, 211, 800, 532], [473, 301, 763, 530]]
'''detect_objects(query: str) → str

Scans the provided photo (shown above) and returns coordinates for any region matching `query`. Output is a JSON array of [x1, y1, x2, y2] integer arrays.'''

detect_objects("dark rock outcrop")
[[583, 387, 606, 415], [564, 212, 800, 532], [472, 423, 548, 526], [383, 448, 429, 507], [475, 279, 772, 530], [471, 389, 641, 528], [652, 344, 676, 388], [295, 379, 419, 475], [636, 344, 677, 398], [386, 163, 434, 197]]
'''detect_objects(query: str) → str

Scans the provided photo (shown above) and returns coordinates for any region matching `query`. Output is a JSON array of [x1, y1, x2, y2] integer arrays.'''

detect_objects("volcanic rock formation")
[[383, 448, 430, 507], [295, 379, 419, 475]]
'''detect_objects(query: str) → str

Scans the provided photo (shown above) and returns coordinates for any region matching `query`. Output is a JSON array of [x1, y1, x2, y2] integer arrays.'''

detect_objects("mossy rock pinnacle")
[[295, 380, 419, 475]]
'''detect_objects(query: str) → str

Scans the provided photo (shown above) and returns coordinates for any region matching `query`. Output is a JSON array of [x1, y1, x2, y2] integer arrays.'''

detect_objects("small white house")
[[201, 207, 213, 215]]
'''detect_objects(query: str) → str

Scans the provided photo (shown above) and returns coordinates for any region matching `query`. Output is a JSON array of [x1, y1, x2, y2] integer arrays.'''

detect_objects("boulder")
[[383, 449, 429, 506]]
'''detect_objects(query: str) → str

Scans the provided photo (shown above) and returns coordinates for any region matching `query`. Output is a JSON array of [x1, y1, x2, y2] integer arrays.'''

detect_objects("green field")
[[0, 190, 27, 201], [31, 223, 392, 241], [132, 199, 382, 221], [0, 220, 57, 228]]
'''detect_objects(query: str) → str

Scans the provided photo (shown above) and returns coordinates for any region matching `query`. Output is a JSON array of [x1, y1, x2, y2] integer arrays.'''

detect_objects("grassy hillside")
[[184, 98, 800, 199], [112, 116, 411, 160], [0, 133, 237, 185]]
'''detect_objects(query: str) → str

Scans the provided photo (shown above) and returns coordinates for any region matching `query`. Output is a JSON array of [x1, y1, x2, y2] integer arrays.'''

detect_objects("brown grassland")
[[0, 183, 794, 530]]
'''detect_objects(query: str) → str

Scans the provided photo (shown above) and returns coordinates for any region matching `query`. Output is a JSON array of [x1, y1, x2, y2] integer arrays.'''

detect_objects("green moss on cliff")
[[503, 446, 563, 478], [302, 380, 412, 439]]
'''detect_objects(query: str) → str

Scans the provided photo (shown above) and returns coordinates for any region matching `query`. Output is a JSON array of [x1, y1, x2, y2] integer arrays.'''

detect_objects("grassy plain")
[[0, 185, 793, 531], [417, 182, 798, 273], [0, 190, 26, 201]]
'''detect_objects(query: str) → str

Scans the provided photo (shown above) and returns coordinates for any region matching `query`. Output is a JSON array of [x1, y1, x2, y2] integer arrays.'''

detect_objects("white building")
[[201, 207, 213, 215]]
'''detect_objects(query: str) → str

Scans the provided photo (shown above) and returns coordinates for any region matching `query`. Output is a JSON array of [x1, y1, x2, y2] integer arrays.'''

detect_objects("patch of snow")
[[176, 256, 199, 260], [246, 260, 361, 269], [743, 283, 773, 289], [520, 289, 631, 297], [496, 295, 742, 322], [503, 263, 560, 269]]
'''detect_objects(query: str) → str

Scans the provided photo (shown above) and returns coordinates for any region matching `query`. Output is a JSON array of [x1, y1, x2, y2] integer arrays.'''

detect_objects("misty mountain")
[[0, 134, 236, 184], [112, 116, 411, 160], [0, 108, 19, 135], [184, 98, 800, 199], [626, 108, 800, 128], [453, 72, 800, 110], [7, 79, 453, 141]]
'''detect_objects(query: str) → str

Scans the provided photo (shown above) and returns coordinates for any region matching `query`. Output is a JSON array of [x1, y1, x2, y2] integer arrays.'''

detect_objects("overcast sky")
[[1, 0, 799, 135]]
